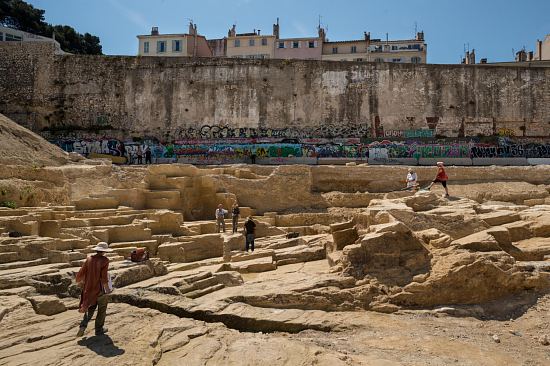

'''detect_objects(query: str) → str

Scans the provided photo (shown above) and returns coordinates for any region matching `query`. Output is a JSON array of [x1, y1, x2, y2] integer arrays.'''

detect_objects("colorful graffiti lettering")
[[50, 136, 550, 164]]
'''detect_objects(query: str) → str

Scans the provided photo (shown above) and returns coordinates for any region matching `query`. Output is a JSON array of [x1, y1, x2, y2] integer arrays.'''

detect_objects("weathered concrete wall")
[[2, 42, 550, 165], [1, 42, 550, 140]]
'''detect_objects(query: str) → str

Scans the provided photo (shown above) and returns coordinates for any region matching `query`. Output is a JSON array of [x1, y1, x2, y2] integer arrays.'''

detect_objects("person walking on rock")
[[75, 242, 113, 337], [216, 204, 228, 233], [231, 202, 240, 234], [244, 216, 257, 252], [426, 162, 449, 197]]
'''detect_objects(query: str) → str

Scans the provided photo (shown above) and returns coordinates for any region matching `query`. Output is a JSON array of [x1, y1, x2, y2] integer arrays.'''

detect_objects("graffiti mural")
[[50, 135, 550, 165]]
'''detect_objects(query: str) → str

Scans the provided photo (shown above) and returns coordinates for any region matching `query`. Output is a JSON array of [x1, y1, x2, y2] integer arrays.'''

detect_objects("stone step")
[[145, 198, 181, 210], [144, 190, 181, 200], [185, 283, 225, 299], [74, 197, 120, 211], [0, 252, 19, 264], [109, 240, 159, 254], [0, 258, 48, 270], [230, 250, 274, 263], [178, 275, 219, 294]]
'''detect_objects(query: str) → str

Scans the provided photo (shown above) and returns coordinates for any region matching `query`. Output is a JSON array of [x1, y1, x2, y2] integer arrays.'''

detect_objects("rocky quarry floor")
[[1, 163, 550, 365], [1, 114, 550, 365]]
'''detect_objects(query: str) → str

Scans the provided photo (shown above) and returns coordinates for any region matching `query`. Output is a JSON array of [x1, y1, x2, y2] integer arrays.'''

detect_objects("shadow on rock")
[[77, 334, 125, 357]]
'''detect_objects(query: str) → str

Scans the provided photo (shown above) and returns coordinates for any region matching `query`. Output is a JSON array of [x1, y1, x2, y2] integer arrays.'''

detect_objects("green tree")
[[0, 0, 102, 54]]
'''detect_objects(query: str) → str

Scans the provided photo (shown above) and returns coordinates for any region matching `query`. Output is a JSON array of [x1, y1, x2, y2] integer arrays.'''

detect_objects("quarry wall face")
[[1, 42, 550, 165]]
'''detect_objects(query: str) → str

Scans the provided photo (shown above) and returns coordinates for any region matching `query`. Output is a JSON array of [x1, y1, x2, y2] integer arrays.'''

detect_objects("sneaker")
[[95, 327, 108, 336], [76, 327, 86, 337]]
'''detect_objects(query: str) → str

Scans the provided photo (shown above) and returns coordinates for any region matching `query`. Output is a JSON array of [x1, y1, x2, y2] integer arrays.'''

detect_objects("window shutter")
[[314, 41, 317, 48]]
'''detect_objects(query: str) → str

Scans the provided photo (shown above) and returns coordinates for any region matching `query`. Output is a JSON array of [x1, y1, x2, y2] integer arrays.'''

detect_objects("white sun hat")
[[92, 242, 113, 252]]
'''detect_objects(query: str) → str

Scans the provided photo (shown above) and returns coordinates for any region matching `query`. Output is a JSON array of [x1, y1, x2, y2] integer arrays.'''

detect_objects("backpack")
[[130, 248, 149, 262]]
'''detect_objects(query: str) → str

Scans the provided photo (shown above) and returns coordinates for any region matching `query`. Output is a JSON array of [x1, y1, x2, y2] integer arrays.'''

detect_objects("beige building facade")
[[137, 23, 212, 57], [322, 32, 427, 63], [226, 26, 275, 59]]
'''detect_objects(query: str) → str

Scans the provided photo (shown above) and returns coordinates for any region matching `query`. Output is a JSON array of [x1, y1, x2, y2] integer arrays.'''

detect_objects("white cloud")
[[109, 0, 149, 29]]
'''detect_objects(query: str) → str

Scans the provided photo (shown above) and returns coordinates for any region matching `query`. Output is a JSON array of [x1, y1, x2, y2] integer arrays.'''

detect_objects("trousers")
[[79, 294, 108, 331], [246, 234, 255, 252], [232, 215, 239, 233], [216, 217, 226, 232]]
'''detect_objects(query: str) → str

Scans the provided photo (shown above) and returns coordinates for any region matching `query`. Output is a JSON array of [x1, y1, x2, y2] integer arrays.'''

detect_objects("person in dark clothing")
[[231, 202, 240, 234], [145, 146, 152, 164], [137, 146, 143, 165], [250, 152, 256, 164], [244, 216, 256, 252]]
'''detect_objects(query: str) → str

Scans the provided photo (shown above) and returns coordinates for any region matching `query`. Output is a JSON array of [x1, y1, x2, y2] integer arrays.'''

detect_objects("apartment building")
[[273, 19, 324, 60], [226, 25, 275, 59], [322, 32, 427, 63], [137, 23, 212, 57]]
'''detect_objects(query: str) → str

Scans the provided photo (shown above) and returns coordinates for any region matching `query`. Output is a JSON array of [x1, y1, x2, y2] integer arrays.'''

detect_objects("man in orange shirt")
[[76, 242, 112, 337]]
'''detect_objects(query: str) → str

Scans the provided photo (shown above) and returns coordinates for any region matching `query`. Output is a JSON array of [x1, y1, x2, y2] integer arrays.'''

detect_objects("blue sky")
[[28, 0, 550, 63]]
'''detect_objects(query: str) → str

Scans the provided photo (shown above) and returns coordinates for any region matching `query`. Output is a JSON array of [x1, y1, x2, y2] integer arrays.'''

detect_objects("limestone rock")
[[28, 295, 66, 316]]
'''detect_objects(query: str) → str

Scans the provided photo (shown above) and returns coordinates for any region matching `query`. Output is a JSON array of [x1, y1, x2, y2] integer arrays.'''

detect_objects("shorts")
[[432, 179, 447, 188]]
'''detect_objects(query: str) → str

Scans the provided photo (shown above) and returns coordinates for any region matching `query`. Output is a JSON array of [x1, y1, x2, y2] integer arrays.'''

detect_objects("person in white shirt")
[[215, 204, 228, 233], [406, 168, 418, 191]]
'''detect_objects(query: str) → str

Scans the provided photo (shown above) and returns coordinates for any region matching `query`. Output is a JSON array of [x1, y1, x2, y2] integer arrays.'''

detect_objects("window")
[[392, 45, 398, 50], [392, 58, 401, 62], [249, 39, 255, 46], [355, 58, 363, 61], [308, 41, 315, 48], [278, 41, 285, 49], [0, 32, 3, 41], [292, 41, 299, 48], [234, 39, 240, 47], [351, 45, 357, 53], [332, 47, 338, 54], [374, 58, 384, 62], [157, 40, 166, 53], [411, 57, 422, 64], [172, 40, 181, 52], [143, 41, 149, 53], [261, 38, 268, 46], [5, 33, 22, 41]]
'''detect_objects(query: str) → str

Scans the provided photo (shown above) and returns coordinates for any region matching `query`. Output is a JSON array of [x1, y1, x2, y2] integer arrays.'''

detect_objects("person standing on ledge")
[[76, 242, 112, 337], [426, 162, 449, 197], [231, 202, 240, 234], [244, 216, 256, 252], [215, 204, 228, 233]]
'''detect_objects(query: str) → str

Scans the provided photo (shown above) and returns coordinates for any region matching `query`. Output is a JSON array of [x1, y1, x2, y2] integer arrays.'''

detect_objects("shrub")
[[0, 201, 17, 209]]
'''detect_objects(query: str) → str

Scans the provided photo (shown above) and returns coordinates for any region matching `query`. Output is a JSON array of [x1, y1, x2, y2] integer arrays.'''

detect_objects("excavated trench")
[[110, 291, 336, 334]]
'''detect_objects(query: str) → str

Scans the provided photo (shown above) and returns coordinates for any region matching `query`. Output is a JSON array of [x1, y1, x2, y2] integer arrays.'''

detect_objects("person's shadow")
[[77, 334, 125, 357]]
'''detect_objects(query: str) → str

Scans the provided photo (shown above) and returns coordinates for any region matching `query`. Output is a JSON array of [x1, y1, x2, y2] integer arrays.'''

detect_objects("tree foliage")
[[0, 0, 102, 54]]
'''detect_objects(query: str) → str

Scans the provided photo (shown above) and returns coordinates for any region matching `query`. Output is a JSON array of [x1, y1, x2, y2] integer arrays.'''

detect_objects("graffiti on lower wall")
[[50, 136, 550, 164]]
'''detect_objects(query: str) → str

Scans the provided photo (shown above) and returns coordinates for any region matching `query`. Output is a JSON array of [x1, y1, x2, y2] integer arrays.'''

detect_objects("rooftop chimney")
[[537, 40, 543, 60], [480, 58, 487, 64], [257, 29, 260, 35], [273, 18, 280, 39], [416, 31, 424, 41], [364, 31, 371, 42], [228, 24, 236, 37], [189, 22, 196, 35], [151, 26, 159, 36]]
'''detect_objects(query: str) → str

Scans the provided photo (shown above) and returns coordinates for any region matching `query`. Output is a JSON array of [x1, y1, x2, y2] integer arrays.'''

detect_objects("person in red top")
[[75, 242, 112, 337], [426, 162, 449, 197]]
